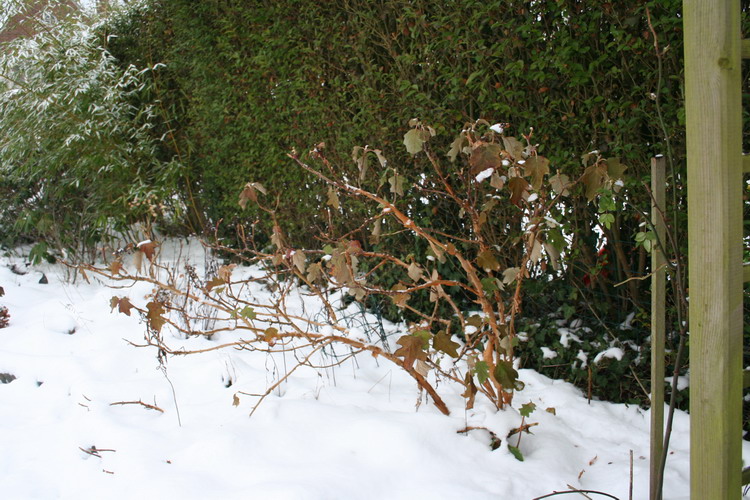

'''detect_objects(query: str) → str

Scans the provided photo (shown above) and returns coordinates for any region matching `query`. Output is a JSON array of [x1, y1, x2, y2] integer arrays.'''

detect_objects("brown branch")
[[110, 400, 165, 413]]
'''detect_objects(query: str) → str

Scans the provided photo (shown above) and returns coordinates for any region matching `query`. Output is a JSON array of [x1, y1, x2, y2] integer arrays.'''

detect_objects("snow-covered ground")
[[0, 242, 744, 500]]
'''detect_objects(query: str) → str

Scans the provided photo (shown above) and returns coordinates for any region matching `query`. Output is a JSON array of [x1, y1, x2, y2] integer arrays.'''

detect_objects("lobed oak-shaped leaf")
[[527, 234, 543, 264], [238, 182, 266, 209], [292, 250, 306, 274], [306, 261, 324, 283], [404, 129, 428, 155], [407, 261, 423, 282], [524, 155, 550, 191], [606, 157, 627, 181], [369, 218, 382, 245], [391, 283, 411, 308], [447, 134, 467, 162], [271, 224, 285, 250], [433, 330, 460, 358], [218, 264, 236, 282], [462, 372, 478, 409], [502, 136, 524, 161], [490, 172, 505, 190], [137, 240, 158, 262], [494, 360, 522, 391], [389, 173, 405, 197], [239, 306, 256, 320], [466, 315, 484, 329], [264, 327, 279, 346], [146, 300, 166, 333], [469, 142, 503, 175], [428, 241, 446, 264], [110, 296, 134, 316], [206, 276, 226, 292], [508, 177, 530, 206], [519, 401, 536, 418], [414, 359, 431, 377], [581, 164, 607, 201], [110, 260, 124, 275], [477, 249, 501, 271], [394, 334, 428, 369], [327, 186, 340, 210], [549, 172, 572, 197], [474, 360, 490, 385], [543, 242, 561, 271], [502, 267, 520, 285]]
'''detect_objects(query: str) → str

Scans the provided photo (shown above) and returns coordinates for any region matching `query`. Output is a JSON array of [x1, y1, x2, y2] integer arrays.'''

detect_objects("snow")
[[490, 123, 504, 134], [475, 168, 494, 183], [593, 347, 625, 364], [0, 244, 748, 500], [540, 347, 558, 360]]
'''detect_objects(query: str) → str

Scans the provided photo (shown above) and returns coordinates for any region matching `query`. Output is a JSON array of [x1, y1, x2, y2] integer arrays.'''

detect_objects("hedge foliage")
[[105, 0, 683, 240], [0, 12, 180, 259]]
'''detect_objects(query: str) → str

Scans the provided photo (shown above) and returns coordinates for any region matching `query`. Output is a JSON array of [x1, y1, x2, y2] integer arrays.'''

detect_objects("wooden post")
[[649, 155, 666, 500], [684, 0, 743, 498]]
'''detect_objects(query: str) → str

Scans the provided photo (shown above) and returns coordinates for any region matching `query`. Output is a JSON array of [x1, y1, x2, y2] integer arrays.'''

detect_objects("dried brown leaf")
[[469, 142, 503, 175], [502, 136, 524, 160], [508, 177, 530, 206], [524, 155, 550, 191], [292, 251, 306, 274], [477, 249, 501, 271], [581, 164, 607, 201], [407, 262, 423, 282], [137, 241, 157, 262], [146, 301, 166, 333], [394, 334, 428, 369]]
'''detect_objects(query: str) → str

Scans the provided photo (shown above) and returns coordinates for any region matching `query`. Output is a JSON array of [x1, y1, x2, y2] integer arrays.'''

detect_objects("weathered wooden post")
[[650, 155, 666, 500], [684, 0, 743, 498]]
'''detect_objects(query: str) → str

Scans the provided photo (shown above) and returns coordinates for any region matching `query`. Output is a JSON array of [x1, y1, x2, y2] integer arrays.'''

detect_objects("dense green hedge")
[[106, 0, 683, 240]]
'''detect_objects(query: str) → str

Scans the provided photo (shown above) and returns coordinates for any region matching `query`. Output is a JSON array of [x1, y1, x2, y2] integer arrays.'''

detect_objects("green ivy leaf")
[[239, 306, 256, 320], [519, 401, 536, 418], [481, 277, 501, 294], [474, 360, 489, 384], [433, 330, 460, 358], [494, 360, 520, 390], [508, 444, 524, 461]]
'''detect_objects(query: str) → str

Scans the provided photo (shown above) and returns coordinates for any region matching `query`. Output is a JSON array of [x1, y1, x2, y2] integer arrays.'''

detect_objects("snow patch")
[[593, 347, 624, 364], [540, 347, 558, 360]]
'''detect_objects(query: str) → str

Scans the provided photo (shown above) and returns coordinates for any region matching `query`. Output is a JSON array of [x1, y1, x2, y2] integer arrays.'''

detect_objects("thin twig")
[[110, 400, 165, 413], [160, 365, 182, 427], [612, 263, 668, 287], [531, 489, 620, 500]]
